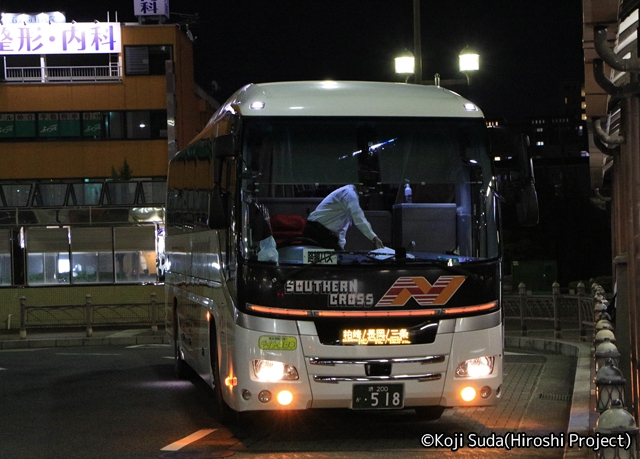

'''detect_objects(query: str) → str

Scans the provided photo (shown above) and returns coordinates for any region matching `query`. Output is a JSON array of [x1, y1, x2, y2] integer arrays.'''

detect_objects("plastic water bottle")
[[404, 182, 412, 203]]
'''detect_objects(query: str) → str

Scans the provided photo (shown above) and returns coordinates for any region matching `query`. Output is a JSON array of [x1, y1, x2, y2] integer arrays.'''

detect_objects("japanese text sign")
[[0, 22, 122, 55], [133, 0, 170, 18]]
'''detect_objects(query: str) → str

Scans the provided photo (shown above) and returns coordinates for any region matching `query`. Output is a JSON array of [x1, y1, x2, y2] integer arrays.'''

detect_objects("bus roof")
[[189, 81, 484, 145], [226, 81, 484, 118]]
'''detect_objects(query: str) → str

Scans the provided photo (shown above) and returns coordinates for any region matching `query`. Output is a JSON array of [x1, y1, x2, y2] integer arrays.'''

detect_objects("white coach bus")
[[165, 81, 536, 422]]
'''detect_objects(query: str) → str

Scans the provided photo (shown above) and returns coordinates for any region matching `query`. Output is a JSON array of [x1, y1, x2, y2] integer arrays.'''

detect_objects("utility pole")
[[413, 0, 422, 84]]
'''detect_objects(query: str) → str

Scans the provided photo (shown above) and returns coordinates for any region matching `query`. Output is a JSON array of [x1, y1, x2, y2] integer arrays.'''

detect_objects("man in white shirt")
[[303, 185, 384, 250]]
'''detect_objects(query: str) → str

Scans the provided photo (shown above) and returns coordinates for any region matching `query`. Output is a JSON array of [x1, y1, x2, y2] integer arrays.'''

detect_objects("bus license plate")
[[352, 383, 404, 410]]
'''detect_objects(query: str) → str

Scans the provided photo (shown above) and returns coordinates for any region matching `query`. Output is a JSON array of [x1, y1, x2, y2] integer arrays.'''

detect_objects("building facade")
[[583, 0, 640, 422], [0, 18, 214, 312]]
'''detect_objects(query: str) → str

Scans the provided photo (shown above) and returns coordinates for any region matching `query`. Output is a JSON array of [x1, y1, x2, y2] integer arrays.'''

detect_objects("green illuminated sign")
[[258, 335, 297, 351]]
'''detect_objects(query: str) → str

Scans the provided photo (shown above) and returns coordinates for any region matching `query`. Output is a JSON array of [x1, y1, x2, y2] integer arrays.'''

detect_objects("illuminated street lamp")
[[395, 50, 415, 82], [459, 46, 480, 85]]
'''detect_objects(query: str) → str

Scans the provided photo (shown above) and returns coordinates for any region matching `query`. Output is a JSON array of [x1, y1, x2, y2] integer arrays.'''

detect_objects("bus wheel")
[[415, 406, 445, 422], [209, 322, 236, 425], [173, 308, 188, 379]]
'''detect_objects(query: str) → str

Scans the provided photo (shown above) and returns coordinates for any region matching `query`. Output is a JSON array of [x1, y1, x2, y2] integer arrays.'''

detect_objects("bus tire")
[[415, 406, 445, 422], [209, 321, 236, 425], [173, 307, 188, 379]]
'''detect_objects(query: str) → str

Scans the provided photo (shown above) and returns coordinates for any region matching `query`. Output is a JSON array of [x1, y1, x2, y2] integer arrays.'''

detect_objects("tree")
[[110, 158, 133, 180]]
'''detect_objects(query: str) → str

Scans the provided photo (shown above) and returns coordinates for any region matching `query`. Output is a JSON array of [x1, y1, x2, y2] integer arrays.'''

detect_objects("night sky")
[[0, 0, 585, 122]]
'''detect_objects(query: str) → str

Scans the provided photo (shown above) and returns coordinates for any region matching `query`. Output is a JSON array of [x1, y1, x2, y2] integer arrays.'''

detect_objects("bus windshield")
[[240, 116, 498, 264]]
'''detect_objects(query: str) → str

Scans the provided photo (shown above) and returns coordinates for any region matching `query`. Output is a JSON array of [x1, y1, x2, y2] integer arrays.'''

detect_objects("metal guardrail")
[[503, 282, 594, 340], [4, 65, 122, 83], [19, 292, 159, 339]]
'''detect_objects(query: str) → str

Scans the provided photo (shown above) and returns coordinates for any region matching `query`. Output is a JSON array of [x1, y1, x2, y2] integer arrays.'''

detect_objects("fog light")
[[258, 390, 272, 403], [461, 386, 476, 402], [242, 390, 252, 400], [277, 390, 293, 406], [480, 386, 492, 399]]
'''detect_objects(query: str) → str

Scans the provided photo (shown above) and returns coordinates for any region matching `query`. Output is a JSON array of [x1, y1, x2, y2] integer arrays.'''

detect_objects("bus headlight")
[[455, 356, 495, 378], [252, 359, 299, 381]]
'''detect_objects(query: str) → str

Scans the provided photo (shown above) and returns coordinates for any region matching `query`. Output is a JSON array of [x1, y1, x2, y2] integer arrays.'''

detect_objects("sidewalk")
[[505, 329, 595, 459]]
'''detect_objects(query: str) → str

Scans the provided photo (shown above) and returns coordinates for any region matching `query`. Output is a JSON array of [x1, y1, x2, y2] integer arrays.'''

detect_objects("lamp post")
[[413, 0, 422, 85], [395, 4, 479, 89]]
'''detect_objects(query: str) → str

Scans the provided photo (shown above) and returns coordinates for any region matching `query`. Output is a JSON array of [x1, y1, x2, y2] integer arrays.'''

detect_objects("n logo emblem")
[[376, 276, 466, 307]]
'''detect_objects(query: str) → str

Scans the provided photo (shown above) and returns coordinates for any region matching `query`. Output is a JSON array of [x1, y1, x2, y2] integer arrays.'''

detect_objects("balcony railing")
[[4, 65, 122, 83]]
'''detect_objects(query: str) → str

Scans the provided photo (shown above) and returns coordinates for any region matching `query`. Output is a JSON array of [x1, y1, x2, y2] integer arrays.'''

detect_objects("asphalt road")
[[0, 343, 575, 459]]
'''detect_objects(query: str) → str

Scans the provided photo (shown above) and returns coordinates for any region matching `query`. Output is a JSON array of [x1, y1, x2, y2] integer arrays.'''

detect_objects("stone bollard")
[[596, 338, 621, 372], [595, 319, 615, 334], [595, 399, 639, 459], [595, 329, 617, 347], [595, 359, 627, 413]]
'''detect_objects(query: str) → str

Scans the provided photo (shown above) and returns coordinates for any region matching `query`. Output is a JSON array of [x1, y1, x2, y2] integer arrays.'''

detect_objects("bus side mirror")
[[207, 188, 230, 229], [516, 182, 539, 226], [489, 127, 539, 226], [512, 134, 539, 226]]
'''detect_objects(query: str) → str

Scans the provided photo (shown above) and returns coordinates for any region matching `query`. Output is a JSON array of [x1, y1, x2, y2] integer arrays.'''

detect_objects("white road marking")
[[161, 429, 217, 451], [126, 344, 170, 349], [0, 368, 6, 370]]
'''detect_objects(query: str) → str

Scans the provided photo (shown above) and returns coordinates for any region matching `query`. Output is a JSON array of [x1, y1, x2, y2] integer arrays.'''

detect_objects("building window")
[[60, 112, 81, 137], [26, 227, 70, 285], [72, 183, 102, 206], [2, 184, 31, 207], [124, 45, 173, 76], [105, 182, 138, 205], [114, 226, 156, 283], [22, 225, 156, 286], [126, 111, 151, 139], [0, 114, 15, 138], [70, 227, 114, 284], [15, 113, 36, 137], [0, 110, 167, 141], [33, 184, 68, 207], [125, 111, 168, 139], [83, 112, 103, 138], [141, 181, 166, 204], [38, 113, 59, 138], [104, 111, 125, 139]]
